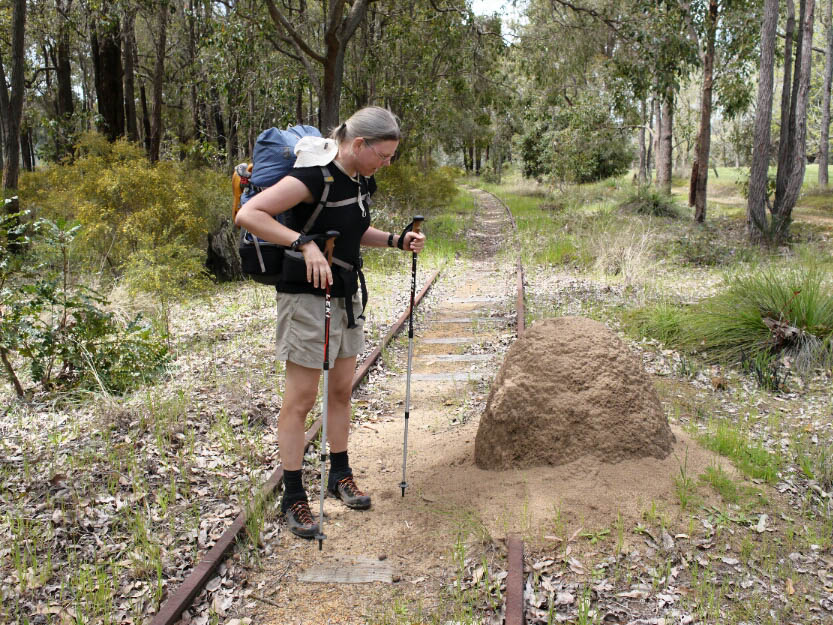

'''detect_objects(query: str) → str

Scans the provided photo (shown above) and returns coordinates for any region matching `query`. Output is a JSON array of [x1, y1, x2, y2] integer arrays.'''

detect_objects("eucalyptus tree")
[[262, 0, 374, 133], [2, 0, 26, 204], [352, 3, 505, 166], [771, 0, 816, 242], [747, 0, 779, 243], [87, 0, 125, 141], [819, 0, 832, 188], [749, 0, 818, 244], [149, 0, 169, 162], [683, 0, 761, 222], [515, 0, 701, 190], [514, 1, 667, 186]]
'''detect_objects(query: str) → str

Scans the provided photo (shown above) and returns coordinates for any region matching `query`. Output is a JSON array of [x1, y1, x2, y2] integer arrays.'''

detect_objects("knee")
[[281, 396, 316, 421], [330, 391, 352, 406], [329, 386, 352, 407]]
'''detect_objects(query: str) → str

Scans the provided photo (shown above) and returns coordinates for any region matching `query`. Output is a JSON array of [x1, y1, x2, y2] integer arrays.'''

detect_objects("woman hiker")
[[235, 107, 426, 539]]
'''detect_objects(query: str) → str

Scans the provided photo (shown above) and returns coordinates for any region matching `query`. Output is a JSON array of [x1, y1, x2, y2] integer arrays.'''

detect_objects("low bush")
[[620, 187, 683, 218], [0, 215, 169, 397], [374, 161, 458, 219], [20, 132, 226, 280]]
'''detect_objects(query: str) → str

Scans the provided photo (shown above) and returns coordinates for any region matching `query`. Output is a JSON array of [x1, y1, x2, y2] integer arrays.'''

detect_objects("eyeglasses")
[[364, 140, 395, 163]]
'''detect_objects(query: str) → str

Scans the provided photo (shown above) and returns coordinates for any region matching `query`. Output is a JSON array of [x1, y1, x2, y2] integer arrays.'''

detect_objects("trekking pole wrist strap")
[[397, 221, 415, 250], [290, 234, 315, 251]]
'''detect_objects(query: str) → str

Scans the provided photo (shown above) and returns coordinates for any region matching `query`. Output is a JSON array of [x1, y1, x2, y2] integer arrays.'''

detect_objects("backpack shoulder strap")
[[299, 165, 334, 234]]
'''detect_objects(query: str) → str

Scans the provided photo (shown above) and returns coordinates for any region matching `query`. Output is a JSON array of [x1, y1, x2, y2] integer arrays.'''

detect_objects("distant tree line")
[[1, 0, 831, 246]]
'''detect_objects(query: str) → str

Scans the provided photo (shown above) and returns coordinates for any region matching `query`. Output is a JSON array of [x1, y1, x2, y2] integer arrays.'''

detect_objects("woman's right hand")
[[300, 242, 332, 288]]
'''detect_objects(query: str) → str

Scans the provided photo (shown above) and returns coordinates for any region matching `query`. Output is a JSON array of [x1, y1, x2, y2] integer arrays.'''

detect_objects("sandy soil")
[[246, 190, 736, 625]]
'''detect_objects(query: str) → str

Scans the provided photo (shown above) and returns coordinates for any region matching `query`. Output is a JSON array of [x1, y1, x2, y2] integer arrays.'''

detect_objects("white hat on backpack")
[[294, 136, 338, 168]]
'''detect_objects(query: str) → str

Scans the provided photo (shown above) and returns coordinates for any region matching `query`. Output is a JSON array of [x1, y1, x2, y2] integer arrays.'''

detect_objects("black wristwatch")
[[387, 232, 395, 247]]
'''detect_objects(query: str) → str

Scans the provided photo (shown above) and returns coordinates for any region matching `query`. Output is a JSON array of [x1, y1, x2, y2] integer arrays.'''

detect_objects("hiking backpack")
[[233, 124, 333, 285]]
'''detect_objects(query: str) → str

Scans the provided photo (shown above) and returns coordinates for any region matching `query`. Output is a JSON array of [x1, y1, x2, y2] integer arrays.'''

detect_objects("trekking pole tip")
[[400, 482, 407, 497]]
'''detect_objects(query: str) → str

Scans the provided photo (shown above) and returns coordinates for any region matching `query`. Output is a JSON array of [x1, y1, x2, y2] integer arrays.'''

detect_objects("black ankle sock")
[[282, 469, 306, 510], [329, 451, 350, 478]]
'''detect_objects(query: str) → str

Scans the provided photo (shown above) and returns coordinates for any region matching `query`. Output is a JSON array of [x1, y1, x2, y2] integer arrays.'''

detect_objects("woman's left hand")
[[402, 232, 426, 253]]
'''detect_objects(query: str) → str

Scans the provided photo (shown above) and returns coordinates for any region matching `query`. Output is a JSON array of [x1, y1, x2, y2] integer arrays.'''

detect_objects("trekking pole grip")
[[323, 230, 339, 265], [412, 215, 424, 236]]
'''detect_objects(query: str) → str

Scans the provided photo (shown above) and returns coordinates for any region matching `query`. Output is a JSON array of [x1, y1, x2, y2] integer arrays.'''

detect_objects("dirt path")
[[246, 191, 733, 624]]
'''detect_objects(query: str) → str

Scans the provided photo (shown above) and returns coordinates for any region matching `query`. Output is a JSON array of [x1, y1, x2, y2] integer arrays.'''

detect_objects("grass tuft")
[[620, 186, 683, 218], [697, 420, 783, 483]]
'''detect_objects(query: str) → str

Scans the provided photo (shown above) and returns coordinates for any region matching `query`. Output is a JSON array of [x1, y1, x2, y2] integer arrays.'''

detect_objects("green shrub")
[[517, 98, 634, 184], [0, 216, 169, 396], [374, 161, 458, 218], [620, 187, 682, 218], [20, 132, 226, 279]]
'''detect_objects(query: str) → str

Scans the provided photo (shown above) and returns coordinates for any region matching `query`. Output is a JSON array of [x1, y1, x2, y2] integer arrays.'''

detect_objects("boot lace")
[[337, 475, 365, 497], [288, 500, 314, 525]]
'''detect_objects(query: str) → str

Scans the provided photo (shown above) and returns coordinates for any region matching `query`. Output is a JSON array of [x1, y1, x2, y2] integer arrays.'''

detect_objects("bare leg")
[[278, 361, 321, 470], [326, 355, 357, 453]]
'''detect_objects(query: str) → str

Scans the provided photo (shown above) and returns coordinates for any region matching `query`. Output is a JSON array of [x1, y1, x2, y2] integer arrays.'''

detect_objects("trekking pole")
[[317, 230, 339, 551], [400, 215, 424, 498]]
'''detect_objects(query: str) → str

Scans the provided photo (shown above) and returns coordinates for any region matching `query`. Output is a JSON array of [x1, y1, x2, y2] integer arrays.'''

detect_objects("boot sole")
[[327, 488, 371, 510], [288, 525, 318, 539]]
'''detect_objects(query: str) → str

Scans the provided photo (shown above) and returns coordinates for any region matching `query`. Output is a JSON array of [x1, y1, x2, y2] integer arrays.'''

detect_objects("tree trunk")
[[692, 0, 718, 223], [139, 81, 151, 153], [775, 0, 797, 208], [187, 0, 202, 141], [205, 218, 244, 282], [2, 0, 26, 195], [122, 8, 139, 143], [656, 88, 673, 194], [149, 0, 168, 163], [0, 48, 11, 175], [819, 0, 833, 188], [647, 98, 658, 181], [748, 0, 779, 243], [56, 1, 74, 121], [91, 7, 125, 141], [773, 0, 815, 242], [21, 124, 33, 171], [638, 100, 648, 183], [251, 89, 259, 156], [227, 108, 239, 166], [210, 86, 225, 153]]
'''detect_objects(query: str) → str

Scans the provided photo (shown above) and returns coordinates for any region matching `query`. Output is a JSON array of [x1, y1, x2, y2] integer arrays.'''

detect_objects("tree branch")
[[549, 0, 631, 39], [777, 30, 827, 54], [264, 0, 325, 64]]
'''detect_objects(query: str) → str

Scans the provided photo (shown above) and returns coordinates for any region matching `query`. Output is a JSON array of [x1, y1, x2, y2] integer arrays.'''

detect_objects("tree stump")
[[205, 218, 244, 282]]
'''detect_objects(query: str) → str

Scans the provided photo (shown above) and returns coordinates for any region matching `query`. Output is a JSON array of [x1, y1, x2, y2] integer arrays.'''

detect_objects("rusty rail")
[[506, 534, 525, 625], [477, 188, 525, 337], [150, 268, 441, 625]]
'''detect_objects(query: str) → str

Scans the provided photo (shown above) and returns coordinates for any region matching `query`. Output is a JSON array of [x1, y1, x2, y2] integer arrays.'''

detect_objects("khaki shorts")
[[275, 291, 365, 369]]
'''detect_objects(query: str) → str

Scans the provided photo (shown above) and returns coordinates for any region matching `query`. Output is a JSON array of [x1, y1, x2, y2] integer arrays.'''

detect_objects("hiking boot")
[[327, 474, 371, 510], [283, 500, 319, 539]]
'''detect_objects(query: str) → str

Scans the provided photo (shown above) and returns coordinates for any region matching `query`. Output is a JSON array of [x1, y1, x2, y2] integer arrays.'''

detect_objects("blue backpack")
[[235, 125, 333, 285]]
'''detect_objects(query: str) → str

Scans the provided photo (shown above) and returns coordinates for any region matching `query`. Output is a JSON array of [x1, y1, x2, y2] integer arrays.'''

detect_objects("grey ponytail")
[[330, 106, 401, 144]]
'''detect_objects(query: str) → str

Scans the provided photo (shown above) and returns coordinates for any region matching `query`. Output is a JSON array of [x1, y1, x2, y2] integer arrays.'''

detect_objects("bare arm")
[[361, 226, 425, 252], [234, 176, 314, 245], [234, 176, 333, 288]]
